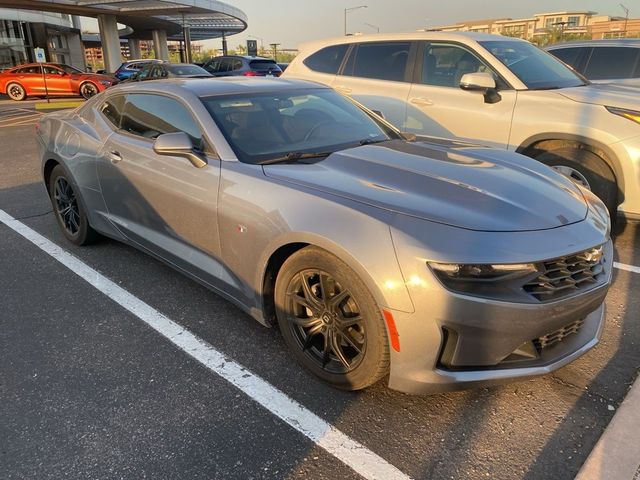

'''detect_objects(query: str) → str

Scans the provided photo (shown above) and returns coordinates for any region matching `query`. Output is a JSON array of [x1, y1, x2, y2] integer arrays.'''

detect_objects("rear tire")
[[49, 165, 100, 246], [275, 246, 390, 390], [6, 82, 26, 101], [535, 147, 618, 217]]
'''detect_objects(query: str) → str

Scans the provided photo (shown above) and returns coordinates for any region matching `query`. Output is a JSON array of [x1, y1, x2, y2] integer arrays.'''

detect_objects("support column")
[[128, 38, 141, 59], [182, 26, 192, 63], [221, 32, 227, 56], [152, 29, 169, 61], [97, 14, 121, 73]]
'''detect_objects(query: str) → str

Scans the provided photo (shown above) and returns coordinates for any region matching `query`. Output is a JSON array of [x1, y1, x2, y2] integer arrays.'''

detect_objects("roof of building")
[[0, 0, 247, 40]]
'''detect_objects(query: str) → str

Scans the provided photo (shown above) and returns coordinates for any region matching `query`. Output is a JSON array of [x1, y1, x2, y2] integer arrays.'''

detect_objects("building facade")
[[0, 9, 85, 70], [429, 11, 637, 42]]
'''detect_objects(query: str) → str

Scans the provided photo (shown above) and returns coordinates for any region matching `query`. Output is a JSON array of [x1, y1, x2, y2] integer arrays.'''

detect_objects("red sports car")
[[0, 63, 118, 101]]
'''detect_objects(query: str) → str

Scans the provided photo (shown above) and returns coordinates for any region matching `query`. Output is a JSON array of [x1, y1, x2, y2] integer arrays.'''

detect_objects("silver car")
[[37, 78, 612, 394]]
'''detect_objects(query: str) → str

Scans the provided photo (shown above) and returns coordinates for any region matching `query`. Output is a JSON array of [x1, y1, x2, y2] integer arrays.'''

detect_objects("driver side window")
[[119, 94, 203, 148], [421, 43, 495, 88]]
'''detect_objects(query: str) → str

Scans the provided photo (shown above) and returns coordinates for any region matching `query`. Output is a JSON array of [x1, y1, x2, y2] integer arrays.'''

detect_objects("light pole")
[[364, 22, 379, 33], [344, 5, 367, 35], [620, 4, 629, 37], [270, 43, 280, 62]]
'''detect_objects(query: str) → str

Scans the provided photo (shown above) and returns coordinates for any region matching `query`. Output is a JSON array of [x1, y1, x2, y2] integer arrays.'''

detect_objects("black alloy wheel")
[[285, 269, 366, 373], [48, 165, 100, 245], [53, 176, 80, 236], [275, 246, 389, 390]]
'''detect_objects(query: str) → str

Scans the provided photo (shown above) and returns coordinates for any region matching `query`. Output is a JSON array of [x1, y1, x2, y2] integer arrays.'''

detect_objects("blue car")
[[114, 59, 162, 80]]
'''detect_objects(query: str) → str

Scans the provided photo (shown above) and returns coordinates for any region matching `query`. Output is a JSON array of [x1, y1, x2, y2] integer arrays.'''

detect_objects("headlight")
[[429, 262, 537, 281], [99, 80, 111, 86], [606, 106, 640, 125]]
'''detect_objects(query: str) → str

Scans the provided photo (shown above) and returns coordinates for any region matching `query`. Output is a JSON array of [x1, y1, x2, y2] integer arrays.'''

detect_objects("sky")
[[81, 0, 632, 51]]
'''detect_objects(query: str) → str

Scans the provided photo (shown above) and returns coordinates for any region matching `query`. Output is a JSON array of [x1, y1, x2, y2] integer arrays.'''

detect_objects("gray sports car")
[[37, 78, 612, 394]]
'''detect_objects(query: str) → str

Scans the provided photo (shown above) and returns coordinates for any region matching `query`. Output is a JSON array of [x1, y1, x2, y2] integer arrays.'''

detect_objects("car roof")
[[209, 55, 276, 61], [109, 77, 330, 97], [297, 31, 517, 51], [547, 38, 640, 49]]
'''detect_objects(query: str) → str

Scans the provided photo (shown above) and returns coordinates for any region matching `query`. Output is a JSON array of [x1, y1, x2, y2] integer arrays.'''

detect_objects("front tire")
[[6, 82, 26, 101], [79, 82, 98, 99], [275, 246, 390, 390], [535, 148, 618, 216], [49, 165, 100, 245]]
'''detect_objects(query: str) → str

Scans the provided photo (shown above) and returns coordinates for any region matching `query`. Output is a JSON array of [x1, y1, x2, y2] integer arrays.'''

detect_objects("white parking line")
[[614, 261, 640, 274], [0, 209, 411, 480]]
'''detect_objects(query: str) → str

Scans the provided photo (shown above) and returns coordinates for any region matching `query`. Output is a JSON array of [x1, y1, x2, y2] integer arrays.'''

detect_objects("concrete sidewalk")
[[576, 373, 640, 480]]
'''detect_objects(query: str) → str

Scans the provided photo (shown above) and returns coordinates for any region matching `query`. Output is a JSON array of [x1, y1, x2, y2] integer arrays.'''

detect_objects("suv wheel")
[[535, 148, 618, 217]]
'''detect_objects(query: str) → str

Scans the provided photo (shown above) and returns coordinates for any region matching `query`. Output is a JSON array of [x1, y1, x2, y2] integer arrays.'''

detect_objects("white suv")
[[283, 32, 640, 219]]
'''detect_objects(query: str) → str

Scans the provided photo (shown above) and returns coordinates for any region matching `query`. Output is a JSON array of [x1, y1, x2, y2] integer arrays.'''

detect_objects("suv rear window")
[[303, 44, 349, 74], [584, 47, 640, 79], [343, 42, 411, 82], [249, 59, 279, 71], [550, 47, 585, 70]]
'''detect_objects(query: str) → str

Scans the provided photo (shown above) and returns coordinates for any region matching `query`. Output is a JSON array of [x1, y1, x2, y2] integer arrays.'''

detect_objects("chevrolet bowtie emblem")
[[584, 246, 604, 263]]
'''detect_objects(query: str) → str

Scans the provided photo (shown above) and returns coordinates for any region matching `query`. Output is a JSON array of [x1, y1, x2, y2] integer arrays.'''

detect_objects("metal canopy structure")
[[0, 0, 247, 40]]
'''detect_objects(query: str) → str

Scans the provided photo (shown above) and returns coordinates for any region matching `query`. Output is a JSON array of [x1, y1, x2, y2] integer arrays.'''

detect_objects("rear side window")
[[343, 42, 411, 82], [584, 47, 640, 79], [100, 95, 126, 128], [550, 47, 586, 70], [120, 94, 203, 147], [303, 44, 349, 74]]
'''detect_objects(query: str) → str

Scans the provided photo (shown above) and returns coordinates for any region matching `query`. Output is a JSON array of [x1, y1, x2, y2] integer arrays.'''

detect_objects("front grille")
[[523, 246, 605, 302], [533, 319, 584, 351]]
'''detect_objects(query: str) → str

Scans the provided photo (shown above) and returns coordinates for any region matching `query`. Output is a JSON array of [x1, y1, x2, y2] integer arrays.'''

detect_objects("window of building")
[[342, 42, 411, 82], [567, 16, 580, 27], [120, 94, 203, 147], [303, 44, 349, 74]]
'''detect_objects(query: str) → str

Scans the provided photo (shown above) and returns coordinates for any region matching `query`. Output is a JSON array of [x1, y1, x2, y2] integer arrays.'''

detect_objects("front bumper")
[[385, 217, 613, 394]]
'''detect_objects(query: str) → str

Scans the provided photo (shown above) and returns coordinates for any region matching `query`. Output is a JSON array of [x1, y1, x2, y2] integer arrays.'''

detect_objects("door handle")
[[334, 85, 352, 94], [410, 97, 434, 106], [108, 151, 122, 164]]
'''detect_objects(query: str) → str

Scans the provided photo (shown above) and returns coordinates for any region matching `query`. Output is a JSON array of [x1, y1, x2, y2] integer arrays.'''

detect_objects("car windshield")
[[56, 64, 84, 74], [168, 64, 210, 76], [479, 40, 587, 90], [201, 88, 396, 164]]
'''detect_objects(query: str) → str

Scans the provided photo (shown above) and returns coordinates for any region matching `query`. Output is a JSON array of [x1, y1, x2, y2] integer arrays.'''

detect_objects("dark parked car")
[[114, 59, 162, 80], [547, 39, 640, 86], [132, 62, 212, 81], [202, 56, 282, 77], [277, 62, 289, 71]]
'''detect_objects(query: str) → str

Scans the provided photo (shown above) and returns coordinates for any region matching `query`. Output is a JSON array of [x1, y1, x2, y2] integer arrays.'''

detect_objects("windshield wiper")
[[259, 151, 334, 165], [359, 137, 390, 145]]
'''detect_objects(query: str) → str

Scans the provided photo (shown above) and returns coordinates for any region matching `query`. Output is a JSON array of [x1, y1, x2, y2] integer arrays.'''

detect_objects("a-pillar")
[[128, 38, 141, 59], [97, 14, 121, 73], [152, 29, 169, 61]]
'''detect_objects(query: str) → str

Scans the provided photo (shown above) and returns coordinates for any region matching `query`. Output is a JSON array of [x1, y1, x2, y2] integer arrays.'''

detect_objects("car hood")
[[557, 83, 640, 109], [263, 139, 588, 232]]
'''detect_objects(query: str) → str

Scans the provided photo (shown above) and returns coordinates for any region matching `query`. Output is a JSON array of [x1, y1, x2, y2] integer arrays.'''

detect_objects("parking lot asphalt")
[[1, 122, 639, 480]]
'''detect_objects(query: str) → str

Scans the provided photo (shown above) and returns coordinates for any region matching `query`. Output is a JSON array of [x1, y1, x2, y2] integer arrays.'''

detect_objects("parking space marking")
[[0, 209, 411, 480], [614, 261, 640, 274]]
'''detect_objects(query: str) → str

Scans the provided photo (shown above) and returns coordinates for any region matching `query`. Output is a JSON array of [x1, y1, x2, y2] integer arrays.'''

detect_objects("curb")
[[575, 373, 640, 480]]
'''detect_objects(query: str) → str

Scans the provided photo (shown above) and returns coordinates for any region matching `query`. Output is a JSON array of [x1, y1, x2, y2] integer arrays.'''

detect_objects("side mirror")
[[459, 72, 501, 104], [153, 132, 207, 168]]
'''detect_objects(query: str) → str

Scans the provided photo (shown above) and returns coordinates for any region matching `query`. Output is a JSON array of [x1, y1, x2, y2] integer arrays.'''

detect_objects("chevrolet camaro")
[[36, 78, 612, 394]]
